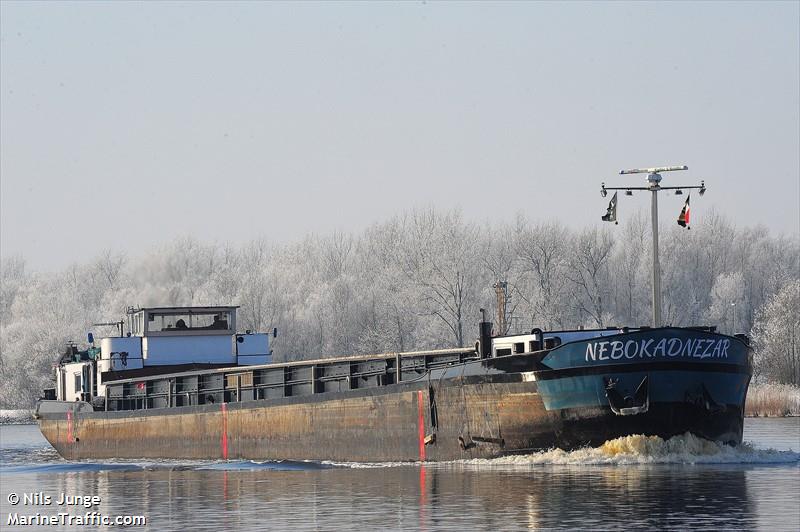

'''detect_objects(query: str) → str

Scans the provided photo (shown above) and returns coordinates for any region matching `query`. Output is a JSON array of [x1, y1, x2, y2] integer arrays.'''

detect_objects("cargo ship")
[[35, 305, 752, 462]]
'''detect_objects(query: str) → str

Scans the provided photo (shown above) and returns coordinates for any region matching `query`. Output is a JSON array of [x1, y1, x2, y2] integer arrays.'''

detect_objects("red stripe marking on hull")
[[221, 403, 229, 459], [66, 410, 73, 444], [417, 390, 426, 461]]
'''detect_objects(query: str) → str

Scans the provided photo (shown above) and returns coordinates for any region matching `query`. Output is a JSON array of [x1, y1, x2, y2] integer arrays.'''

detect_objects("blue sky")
[[1, 2, 798, 269]]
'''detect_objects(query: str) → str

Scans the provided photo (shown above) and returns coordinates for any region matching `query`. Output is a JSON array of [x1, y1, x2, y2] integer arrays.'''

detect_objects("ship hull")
[[37, 328, 752, 462], [38, 376, 554, 462], [37, 375, 748, 462]]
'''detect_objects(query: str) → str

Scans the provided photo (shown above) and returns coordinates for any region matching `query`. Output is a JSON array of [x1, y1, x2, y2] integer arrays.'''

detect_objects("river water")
[[1, 418, 798, 531]]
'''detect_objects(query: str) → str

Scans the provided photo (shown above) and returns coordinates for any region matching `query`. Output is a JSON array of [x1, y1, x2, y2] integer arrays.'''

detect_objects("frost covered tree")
[[236, 240, 281, 335], [1, 257, 27, 318], [400, 209, 482, 347], [94, 249, 127, 291], [481, 220, 524, 335], [355, 219, 419, 353], [566, 228, 615, 327], [514, 220, 572, 329], [706, 272, 746, 335], [752, 280, 800, 385], [612, 211, 649, 323]]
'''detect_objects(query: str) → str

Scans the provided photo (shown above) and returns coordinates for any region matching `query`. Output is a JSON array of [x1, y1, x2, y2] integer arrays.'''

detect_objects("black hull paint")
[[550, 402, 745, 450]]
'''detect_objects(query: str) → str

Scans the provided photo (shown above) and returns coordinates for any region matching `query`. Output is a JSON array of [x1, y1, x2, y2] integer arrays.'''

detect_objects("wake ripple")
[[2, 458, 343, 474]]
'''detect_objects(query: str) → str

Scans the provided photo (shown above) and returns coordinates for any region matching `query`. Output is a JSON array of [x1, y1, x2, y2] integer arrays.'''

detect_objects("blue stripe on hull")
[[536, 370, 750, 411]]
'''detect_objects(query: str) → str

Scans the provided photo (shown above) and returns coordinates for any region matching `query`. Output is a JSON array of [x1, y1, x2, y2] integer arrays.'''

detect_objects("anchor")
[[605, 375, 649, 416]]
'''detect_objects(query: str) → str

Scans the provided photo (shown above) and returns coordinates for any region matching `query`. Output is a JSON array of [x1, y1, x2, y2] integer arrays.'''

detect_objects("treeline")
[[1, 208, 798, 407]]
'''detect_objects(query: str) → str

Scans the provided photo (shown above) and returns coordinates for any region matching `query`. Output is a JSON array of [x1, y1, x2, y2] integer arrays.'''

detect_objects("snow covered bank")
[[0, 409, 35, 425]]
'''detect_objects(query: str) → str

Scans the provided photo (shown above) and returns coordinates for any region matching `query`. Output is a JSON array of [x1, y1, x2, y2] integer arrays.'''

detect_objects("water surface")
[[1, 418, 797, 531]]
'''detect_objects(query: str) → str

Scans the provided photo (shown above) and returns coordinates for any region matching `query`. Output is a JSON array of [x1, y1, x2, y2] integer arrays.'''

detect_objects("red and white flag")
[[677, 195, 691, 229]]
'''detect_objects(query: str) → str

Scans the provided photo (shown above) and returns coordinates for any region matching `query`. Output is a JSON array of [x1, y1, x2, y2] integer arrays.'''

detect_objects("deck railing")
[[104, 347, 479, 411]]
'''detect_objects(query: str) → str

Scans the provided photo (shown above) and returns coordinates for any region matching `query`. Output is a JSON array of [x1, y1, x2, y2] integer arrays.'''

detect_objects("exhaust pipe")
[[478, 308, 492, 359]]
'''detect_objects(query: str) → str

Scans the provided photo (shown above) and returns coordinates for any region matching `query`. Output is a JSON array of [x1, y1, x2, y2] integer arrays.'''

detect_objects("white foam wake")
[[459, 432, 800, 467], [320, 433, 800, 469]]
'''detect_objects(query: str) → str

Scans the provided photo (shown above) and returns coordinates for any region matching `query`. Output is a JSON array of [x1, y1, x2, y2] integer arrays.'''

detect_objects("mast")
[[650, 182, 661, 327], [600, 165, 706, 327]]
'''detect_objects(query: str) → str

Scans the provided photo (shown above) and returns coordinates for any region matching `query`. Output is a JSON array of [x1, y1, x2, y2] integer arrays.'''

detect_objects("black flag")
[[602, 192, 618, 224], [677, 195, 691, 229]]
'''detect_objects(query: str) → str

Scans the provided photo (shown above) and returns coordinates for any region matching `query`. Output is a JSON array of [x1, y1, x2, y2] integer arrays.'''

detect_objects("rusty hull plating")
[[39, 374, 552, 462]]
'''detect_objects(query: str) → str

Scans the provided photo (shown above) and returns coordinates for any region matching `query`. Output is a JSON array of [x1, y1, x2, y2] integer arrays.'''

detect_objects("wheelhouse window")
[[146, 311, 232, 334]]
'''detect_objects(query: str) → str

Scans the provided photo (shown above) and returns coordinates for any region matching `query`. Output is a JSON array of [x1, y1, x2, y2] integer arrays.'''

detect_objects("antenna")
[[619, 165, 688, 175], [600, 164, 705, 327]]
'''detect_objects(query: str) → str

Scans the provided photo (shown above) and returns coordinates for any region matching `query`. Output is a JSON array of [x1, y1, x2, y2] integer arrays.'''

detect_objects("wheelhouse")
[[128, 306, 237, 337], [47, 306, 273, 404]]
